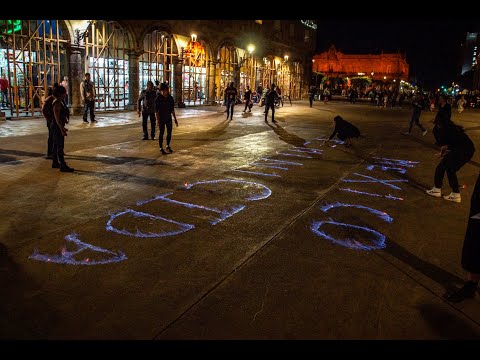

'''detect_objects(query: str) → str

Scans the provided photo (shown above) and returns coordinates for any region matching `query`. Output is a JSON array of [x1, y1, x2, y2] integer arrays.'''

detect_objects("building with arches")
[[0, 19, 316, 118]]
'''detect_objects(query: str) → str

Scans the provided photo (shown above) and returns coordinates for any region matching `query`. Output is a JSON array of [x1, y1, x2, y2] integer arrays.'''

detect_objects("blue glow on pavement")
[[136, 192, 246, 225], [290, 146, 324, 154], [319, 202, 393, 223], [184, 179, 272, 201], [339, 188, 404, 201], [106, 209, 195, 237], [29, 232, 127, 265], [366, 165, 407, 174], [258, 158, 303, 166], [310, 220, 386, 250], [232, 169, 281, 177], [342, 173, 408, 190], [275, 151, 313, 159]]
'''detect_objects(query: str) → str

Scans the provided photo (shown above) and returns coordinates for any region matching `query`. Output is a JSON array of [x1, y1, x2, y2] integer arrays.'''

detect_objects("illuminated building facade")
[[0, 19, 316, 118], [312, 45, 409, 83]]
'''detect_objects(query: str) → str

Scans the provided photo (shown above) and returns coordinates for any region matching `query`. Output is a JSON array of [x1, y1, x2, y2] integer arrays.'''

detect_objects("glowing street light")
[[247, 44, 255, 54], [191, 33, 197, 42], [284, 54, 289, 61]]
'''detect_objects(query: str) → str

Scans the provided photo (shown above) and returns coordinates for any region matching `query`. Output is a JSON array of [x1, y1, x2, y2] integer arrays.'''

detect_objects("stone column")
[[127, 51, 141, 111], [233, 64, 240, 89], [68, 45, 85, 116], [207, 60, 217, 105], [173, 57, 185, 108]]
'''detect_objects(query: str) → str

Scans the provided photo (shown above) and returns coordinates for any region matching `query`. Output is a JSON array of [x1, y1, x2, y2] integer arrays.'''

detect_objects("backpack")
[[42, 96, 55, 124]]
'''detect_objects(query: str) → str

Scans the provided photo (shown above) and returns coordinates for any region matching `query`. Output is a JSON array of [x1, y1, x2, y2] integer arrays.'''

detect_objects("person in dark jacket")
[[264, 83, 278, 123], [445, 172, 480, 302], [137, 81, 157, 140], [51, 85, 74, 172], [403, 93, 427, 136], [324, 115, 360, 147], [426, 113, 475, 203], [155, 82, 178, 155]]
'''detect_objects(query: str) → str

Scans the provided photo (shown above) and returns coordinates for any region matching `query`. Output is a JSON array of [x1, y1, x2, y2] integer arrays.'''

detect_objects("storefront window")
[[217, 44, 237, 102], [0, 20, 67, 117], [140, 31, 177, 93], [182, 40, 207, 106], [85, 20, 132, 111]]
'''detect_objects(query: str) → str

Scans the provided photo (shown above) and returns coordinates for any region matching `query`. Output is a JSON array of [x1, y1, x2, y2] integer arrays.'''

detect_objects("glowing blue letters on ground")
[[339, 188, 404, 201], [275, 151, 313, 159], [342, 173, 408, 190], [372, 157, 419, 167], [366, 165, 407, 174], [232, 169, 281, 177], [319, 202, 393, 223], [290, 146, 324, 154], [29, 232, 127, 265], [136, 192, 246, 225], [183, 179, 272, 201], [310, 220, 386, 250], [106, 209, 195, 237]]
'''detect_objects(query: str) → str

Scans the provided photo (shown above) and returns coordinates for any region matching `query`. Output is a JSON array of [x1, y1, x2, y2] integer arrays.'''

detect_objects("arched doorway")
[[290, 61, 303, 99], [140, 30, 178, 92], [217, 43, 238, 103], [182, 39, 207, 106], [85, 20, 133, 111], [240, 53, 258, 98], [261, 56, 276, 89], [0, 20, 69, 117], [277, 61, 291, 98]]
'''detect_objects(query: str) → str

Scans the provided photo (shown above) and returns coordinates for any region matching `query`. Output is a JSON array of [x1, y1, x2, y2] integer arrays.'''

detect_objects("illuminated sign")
[[301, 20, 317, 30], [4, 20, 21, 34]]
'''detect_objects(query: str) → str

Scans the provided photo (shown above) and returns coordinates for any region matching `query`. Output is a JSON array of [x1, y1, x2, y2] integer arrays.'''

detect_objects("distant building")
[[312, 45, 409, 82], [461, 32, 479, 75]]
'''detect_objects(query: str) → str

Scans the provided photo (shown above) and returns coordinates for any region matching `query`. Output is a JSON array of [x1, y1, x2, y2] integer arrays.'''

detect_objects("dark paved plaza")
[[1, 100, 480, 339]]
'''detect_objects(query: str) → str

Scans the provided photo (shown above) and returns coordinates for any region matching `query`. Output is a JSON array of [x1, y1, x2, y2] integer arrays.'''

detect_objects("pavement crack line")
[[250, 279, 269, 326], [152, 146, 378, 339]]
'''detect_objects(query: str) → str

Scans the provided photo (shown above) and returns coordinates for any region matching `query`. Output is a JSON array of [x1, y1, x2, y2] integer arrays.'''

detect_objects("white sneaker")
[[422, 129, 428, 136], [443, 192, 461, 203], [402, 131, 411, 135], [426, 187, 442, 197]]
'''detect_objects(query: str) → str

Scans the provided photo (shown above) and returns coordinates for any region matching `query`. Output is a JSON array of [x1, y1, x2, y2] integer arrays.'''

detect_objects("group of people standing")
[[137, 81, 178, 154]]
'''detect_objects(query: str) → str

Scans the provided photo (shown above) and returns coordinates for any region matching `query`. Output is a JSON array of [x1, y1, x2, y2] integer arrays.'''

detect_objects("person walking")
[[51, 85, 74, 172], [243, 85, 252, 112], [426, 95, 475, 203], [225, 81, 237, 120], [457, 95, 467, 114], [80, 73, 96, 123], [137, 80, 157, 140], [155, 83, 178, 155], [308, 84, 316, 107], [403, 92, 427, 136], [264, 83, 278, 123], [445, 171, 480, 302]]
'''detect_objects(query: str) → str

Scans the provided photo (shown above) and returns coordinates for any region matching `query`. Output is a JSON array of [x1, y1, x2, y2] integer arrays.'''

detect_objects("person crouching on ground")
[[324, 115, 361, 147]]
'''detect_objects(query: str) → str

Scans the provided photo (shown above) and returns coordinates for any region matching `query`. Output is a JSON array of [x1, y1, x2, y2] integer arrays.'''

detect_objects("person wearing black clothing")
[[155, 83, 178, 155], [403, 93, 427, 136], [426, 114, 475, 203], [225, 82, 237, 120], [51, 85, 74, 172], [324, 115, 360, 147], [445, 172, 480, 302], [243, 85, 252, 112], [42, 86, 55, 159], [80, 73, 96, 123], [264, 83, 278, 123], [138, 81, 157, 140], [308, 85, 316, 107]]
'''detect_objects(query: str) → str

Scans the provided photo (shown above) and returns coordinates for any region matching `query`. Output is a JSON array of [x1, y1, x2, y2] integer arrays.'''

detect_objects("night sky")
[[316, 19, 479, 90]]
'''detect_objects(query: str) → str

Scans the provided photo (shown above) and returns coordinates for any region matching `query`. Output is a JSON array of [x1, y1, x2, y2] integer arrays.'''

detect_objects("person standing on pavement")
[[243, 85, 252, 113], [80, 73, 96, 123], [264, 83, 278, 123], [155, 82, 178, 155], [403, 92, 427, 136], [445, 171, 480, 302], [51, 85, 74, 172], [0, 74, 9, 107], [308, 84, 316, 107], [60, 76, 69, 106], [225, 81, 237, 120], [137, 80, 157, 140]]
